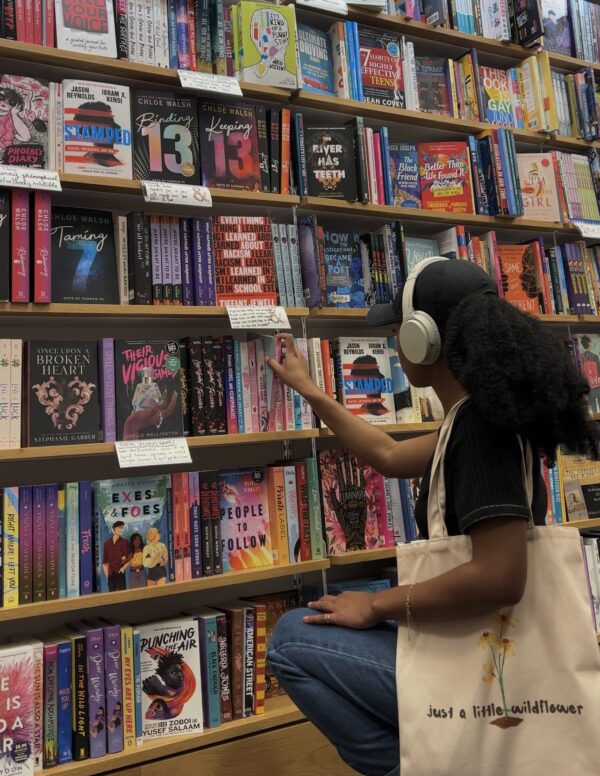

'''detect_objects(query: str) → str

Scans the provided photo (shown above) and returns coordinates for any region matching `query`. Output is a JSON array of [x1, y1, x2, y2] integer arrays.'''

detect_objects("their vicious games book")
[[219, 468, 273, 572], [138, 618, 203, 740], [304, 124, 357, 200], [132, 91, 200, 183], [61, 79, 132, 178], [335, 337, 394, 424], [114, 340, 184, 441], [26, 341, 101, 446], [198, 101, 260, 191], [0, 75, 49, 168], [51, 207, 119, 304], [93, 475, 169, 593]]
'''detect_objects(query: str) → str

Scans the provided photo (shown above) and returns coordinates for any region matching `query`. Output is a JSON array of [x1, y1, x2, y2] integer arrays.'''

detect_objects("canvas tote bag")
[[395, 397, 600, 775]]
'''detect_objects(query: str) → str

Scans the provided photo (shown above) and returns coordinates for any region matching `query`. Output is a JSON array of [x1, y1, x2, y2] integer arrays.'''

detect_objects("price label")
[[573, 220, 600, 239], [0, 166, 62, 191], [178, 70, 243, 96], [115, 437, 192, 469], [226, 305, 291, 330], [141, 181, 212, 207], [295, 0, 348, 13]]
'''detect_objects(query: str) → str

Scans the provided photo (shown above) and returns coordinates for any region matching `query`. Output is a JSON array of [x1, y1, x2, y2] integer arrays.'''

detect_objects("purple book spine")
[[86, 628, 106, 758], [180, 218, 194, 306], [191, 218, 205, 305], [103, 625, 124, 754], [98, 339, 116, 443], [176, 0, 190, 69], [45, 484, 59, 600], [223, 336, 238, 434], [79, 482, 93, 596], [203, 219, 216, 306], [298, 216, 322, 308], [32, 484, 46, 602], [189, 471, 202, 578], [18, 485, 33, 604]]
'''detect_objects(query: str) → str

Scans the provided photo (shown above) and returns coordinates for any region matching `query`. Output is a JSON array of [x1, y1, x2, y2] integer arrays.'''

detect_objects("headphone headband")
[[401, 256, 449, 322]]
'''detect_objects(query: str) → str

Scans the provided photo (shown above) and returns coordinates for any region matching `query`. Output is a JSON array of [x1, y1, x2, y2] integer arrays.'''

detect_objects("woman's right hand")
[[266, 333, 314, 395]]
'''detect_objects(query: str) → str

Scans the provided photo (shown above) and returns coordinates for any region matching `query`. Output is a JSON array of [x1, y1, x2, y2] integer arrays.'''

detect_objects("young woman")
[[265, 258, 598, 776]]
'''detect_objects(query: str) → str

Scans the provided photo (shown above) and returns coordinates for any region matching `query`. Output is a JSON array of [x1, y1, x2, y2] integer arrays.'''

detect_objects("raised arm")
[[267, 334, 437, 478]]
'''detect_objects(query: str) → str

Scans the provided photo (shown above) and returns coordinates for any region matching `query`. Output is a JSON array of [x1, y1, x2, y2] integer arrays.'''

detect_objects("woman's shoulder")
[[449, 399, 522, 455]]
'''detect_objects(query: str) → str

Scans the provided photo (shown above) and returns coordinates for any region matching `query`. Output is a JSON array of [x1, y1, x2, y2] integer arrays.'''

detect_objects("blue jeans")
[[267, 608, 399, 776]]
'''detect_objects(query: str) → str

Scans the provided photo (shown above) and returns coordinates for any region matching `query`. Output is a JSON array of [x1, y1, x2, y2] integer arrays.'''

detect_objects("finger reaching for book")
[[266, 334, 314, 395]]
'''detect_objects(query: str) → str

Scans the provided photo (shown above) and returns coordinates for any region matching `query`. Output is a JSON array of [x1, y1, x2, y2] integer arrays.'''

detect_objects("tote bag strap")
[[427, 398, 536, 540]]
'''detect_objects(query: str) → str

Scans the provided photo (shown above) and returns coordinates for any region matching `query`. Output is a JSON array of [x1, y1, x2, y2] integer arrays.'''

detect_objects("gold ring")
[[324, 613, 331, 624]]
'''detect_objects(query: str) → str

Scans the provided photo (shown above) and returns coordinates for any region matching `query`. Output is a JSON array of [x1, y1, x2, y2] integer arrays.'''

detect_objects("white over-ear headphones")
[[399, 256, 449, 366]]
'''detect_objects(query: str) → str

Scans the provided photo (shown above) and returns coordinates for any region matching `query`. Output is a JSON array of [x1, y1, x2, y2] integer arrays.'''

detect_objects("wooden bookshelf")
[[0, 302, 309, 319], [320, 422, 440, 437], [294, 91, 598, 154], [48, 696, 303, 776], [0, 560, 329, 625], [0, 430, 319, 463], [559, 518, 600, 530], [309, 308, 585, 325], [328, 547, 397, 565]]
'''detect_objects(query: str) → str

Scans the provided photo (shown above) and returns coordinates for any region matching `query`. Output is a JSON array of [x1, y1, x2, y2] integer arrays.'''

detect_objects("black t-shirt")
[[414, 400, 547, 538]]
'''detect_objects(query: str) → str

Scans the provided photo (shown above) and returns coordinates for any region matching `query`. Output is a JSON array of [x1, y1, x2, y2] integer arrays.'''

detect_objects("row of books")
[[0, 588, 302, 770], [390, 0, 600, 65]]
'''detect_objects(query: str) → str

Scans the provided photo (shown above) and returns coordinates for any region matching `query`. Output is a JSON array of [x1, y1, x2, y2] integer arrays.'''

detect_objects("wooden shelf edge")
[[320, 422, 440, 436], [558, 518, 600, 529], [0, 430, 319, 463], [0, 560, 329, 624], [329, 547, 397, 565], [309, 308, 587, 326], [49, 696, 303, 775], [0, 302, 309, 319]]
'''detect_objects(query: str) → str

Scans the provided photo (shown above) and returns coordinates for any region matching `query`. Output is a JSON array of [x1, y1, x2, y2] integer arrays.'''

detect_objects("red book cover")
[[22, 0, 34, 42], [45, 0, 55, 46], [15, 0, 26, 41], [372, 132, 385, 205], [187, 0, 197, 71], [213, 216, 277, 306], [280, 108, 290, 196], [497, 244, 541, 314], [11, 189, 30, 302], [418, 141, 474, 214], [172, 471, 184, 582], [33, 0, 42, 44], [182, 471, 192, 580], [294, 462, 312, 561], [33, 190, 51, 303]]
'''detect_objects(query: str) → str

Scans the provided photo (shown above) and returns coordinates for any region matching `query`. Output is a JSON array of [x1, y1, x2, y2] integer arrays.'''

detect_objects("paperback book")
[[0, 75, 49, 168], [497, 244, 541, 314], [576, 333, 600, 413], [418, 141, 474, 214], [335, 337, 394, 424], [322, 228, 365, 307], [54, 0, 118, 58], [0, 643, 35, 776], [297, 24, 334, 95], [477, 67, 514, 127], [516, 153, 562, 222], [415, 58, 451, 115], [304, 124, 357, 200], [541, 0, 572, 56], [387, 142, 420, 208], [358, 27, 404, 108], [236, 2, 298, 89]]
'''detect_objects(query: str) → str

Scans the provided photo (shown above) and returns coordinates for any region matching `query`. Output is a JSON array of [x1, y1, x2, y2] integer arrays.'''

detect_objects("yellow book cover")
[[120, 626, 136, 751], [519, 57, 545, 131], [564, 75, 580, 137], [266, 466, 289, 565], [3, 487, 18, 607], [458, 54, 479, 121], [447, 58, 459, 118], [536, 51, 558, 134], [238, 2, 298, 88]]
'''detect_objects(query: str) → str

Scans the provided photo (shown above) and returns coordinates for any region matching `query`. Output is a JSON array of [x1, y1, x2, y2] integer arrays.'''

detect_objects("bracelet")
[[406, 583, 416, 641]]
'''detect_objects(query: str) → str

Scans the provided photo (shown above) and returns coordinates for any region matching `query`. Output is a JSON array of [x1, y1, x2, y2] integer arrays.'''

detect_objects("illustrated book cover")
[[0, 75, 49, 168], [55, 0, 118, 58], [418, 141, 474, 214], [303, 123, 357, 200], [335, 337, 394, 425]]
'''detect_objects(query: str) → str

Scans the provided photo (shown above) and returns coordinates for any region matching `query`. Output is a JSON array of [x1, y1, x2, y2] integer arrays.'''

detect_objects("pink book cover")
[[182, 471, 192, 580], [283, 384, 294, 431], [173, 472, 184, 582], [45, 0, 55, 46], [247, 340, 260, 434], [33, 0, 42, 44], [15, 0, 26, 41], [0, 643, 35, 775], [23, 0, 34, 42], [33, 190, 51, 303], [9, 338, 22, 449], [267, 338, 284, 432], [372, 132, 385, 206], [11, 189, 30, 303], [318, 449, 380, 554], [254, 339, 268, 433], [375, 473, 395, 547], [364, 126, 377, 204]]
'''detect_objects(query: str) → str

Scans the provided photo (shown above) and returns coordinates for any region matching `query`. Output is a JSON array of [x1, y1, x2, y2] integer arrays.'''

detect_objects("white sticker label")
[[142, 180, 212, 207], [573, 220, 600, 239], [178, 70, 243, 96], [226, 305, 291, 330], [0, 166, 62, 191], [295, 0, 348, 13], [115, 437, 192, 468]]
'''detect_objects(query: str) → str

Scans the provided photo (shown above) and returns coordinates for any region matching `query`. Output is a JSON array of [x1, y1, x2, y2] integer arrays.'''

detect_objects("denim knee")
[[268, 607, 311, 653]]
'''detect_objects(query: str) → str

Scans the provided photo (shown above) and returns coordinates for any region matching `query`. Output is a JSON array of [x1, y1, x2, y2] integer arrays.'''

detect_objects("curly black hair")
[[156, 651, 183, 681], [443, 293, 600, 465]]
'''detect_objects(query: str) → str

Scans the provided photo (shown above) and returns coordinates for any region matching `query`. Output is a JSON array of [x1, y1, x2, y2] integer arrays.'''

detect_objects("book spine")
[[172, 471, 184, 582], [202, 218, 216, 306], [210, 472, 223, 574], [160, 216, 173, 304], [65, 482, 79, 598], [32, 484, 45, 602], [116, 0, 129, 59], [33, 190, 51, 303], [283, 466, 300, 563], [295, 462, 311, 561], [243, 606, 255, 717], [10, 189, 30, 302], [8, 338, 21, 449], [186, 337, 206, 436], [212, 336, 227, 434], [120, 626, 136, 751], [2, 487, 18, 607], [104, 625, 124, 754], [43, 643, 58, 768], [295, 337, 313, 430], [198, 616, 221, 727], [179, 218, 194, 306], [190, 218, 204, 305], [268, 110, 281, 194], [133, 629, 143, 745], [115, 215, 130, 304], [200, 473, 214, 576], [79, 482, 93, 596], [305, 457, 325, 560], [170, 216, 183, 305], [130, 212, 152, 304], [98, 339, 116, 443], [252, 604, 267, 715], [247, 339, 259, 433], [57, 486, 67, 599], [45, 484, 59, 600], [228, 609, 244, 719], [286, 224, 304, 308], [165, 475, 176, 582], [254, 338, 268, 433], [255, 105, 271, 193], [215, 612, 233, 723], [149, 214, 163, 304], [181, 471, 192, 580], [233, 339, 245, 434], [56, 640, 72, 764], [18, 485, 33, 604], [280, 108, 291, 195], [0, 339, 8, 449], [86, 629, 106, 758], [71, 634, 89, 761], [223, 335, 238, 434], [189, 472, 203, 578], [292, 112, 308, 197]]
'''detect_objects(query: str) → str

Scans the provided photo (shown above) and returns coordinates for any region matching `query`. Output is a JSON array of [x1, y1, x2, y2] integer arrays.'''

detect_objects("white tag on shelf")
[[573, 220, 600, 239], [295, 0, 348, 12], [142, 180, 212, 207], [226, 305, 291, 330], [0, 166, 61, 191], [115, 437, 192, 468], [178, 70, 243, 96]]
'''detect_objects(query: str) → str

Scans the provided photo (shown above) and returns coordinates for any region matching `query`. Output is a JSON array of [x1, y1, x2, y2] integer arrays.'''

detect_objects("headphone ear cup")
[[399, 311, 441, 365]]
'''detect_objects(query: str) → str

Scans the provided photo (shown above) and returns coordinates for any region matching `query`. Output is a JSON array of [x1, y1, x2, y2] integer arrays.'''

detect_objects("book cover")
[[516, 153, 562, 222], [541, 0, 572, 56], [358, 26, 404, 108], [387, 142, 420, 208], [322, 228, 365, 308], [415, 57, 451, 115], [0, 643, 35, 776], [477, 66, 514, 127], [297, 23, 334, 95], [114, 339, 184, 440], [132, 91, 199, 183], [212, 215, 277, 306], [403, 236, 439, 274], [219, 467, 273, 572], [51, 207, 119, 303], [576, 334, 600, 413], [0, 75, 49, 168], [319, 449, 382, 554], [198, 100, 260, 191], [54, 0, 118, 57], [61, 79, 132, 178], [102, 625, 123, 755], [304, 124, 357, 200], [514, 0, 543, 46], [55, 638, 72, 765], [26, 341, 101, 446], [237, 2, 298, 89], [497, 244, 541, 314], [335, 337, 394, 425], [418, 141, 474, 214], [94, 475, 169, 593], [138, 618, 203, 740]]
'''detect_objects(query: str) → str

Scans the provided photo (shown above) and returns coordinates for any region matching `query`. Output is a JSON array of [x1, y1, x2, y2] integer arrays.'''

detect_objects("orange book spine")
[[252, 603, 267, 715], [320, 339, 334, 398]]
